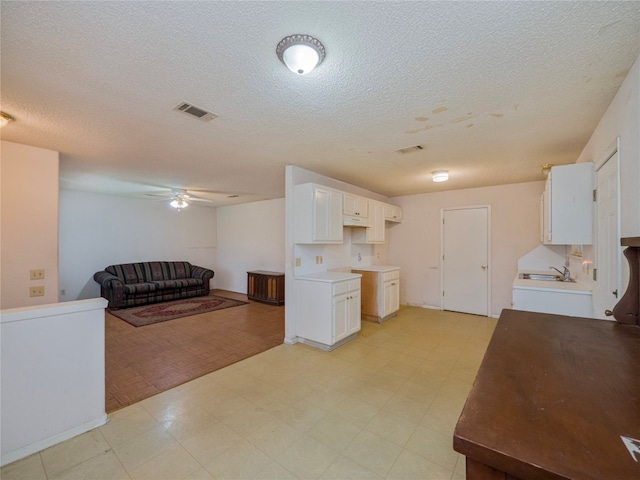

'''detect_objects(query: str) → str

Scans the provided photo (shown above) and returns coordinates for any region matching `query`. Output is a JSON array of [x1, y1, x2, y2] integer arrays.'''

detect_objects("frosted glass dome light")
[[276, 34, 325, 75]]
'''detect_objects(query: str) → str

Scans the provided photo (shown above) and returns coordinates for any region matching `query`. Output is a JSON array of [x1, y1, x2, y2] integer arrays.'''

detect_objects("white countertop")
[[351, 265, 400, 272], [512, 270, 593, 294], [295, 271, 362, 283]]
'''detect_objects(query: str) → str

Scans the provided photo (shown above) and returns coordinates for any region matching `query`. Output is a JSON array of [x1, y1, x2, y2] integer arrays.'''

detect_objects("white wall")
[[216, 198, 285, 293], [576, 54, 640, 237], [58, 190, 217, 301], [388, 181, 544, 317], [1, 298, 108, 466], [1, 141, 59, 309]]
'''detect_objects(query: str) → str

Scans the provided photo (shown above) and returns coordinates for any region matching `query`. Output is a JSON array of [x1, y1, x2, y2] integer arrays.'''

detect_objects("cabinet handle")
[[605, 310, 613, 316], [612, 289, 618, 298]]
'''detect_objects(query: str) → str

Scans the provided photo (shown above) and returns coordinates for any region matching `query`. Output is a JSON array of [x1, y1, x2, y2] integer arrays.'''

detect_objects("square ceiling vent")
[[173, 102, 218, 122]]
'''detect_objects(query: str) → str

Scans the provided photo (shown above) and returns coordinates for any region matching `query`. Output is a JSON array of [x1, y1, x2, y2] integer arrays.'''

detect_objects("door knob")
[[605, 310, 613, 316], [481, 265, 487, 270]]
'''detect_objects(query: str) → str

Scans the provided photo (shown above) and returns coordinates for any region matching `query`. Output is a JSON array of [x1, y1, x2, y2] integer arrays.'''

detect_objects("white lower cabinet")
[[352, 267, 400, 322], [295, 273, 362, 350], [512, 287, 592, 317], [383, 275, 400, 318]]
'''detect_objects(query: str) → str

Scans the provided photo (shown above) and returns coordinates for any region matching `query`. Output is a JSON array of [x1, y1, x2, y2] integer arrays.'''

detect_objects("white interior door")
[[593, 146, 621, 320], [442, 207, 490, 316]]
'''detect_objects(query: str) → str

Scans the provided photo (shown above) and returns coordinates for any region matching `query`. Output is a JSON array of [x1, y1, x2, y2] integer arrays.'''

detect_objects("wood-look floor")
[[105, 289, 284, 412]]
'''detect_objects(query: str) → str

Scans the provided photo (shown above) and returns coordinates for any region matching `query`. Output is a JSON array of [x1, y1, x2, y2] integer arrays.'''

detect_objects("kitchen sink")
[[519, 273, 576, 283]]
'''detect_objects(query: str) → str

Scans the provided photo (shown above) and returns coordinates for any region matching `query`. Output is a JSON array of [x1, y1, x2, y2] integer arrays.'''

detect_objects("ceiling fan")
[[144, 189, 214, 209]]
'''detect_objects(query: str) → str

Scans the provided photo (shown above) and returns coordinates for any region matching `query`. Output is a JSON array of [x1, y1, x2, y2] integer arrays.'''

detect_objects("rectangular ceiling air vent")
[[396, 145, 424, 154], [173, 102, 218, 122]]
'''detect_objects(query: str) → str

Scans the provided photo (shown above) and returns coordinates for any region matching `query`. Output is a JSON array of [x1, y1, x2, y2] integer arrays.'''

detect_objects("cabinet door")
[[343, 194, 369, 218], [314, 187, 343, 243], [368, 202, 385, 243], [384, 204, 402, 222], [383, 280, 400, 317], [347, 290, 361, 335], [542, 163, 593, 245], [333, 293, 349, 342]]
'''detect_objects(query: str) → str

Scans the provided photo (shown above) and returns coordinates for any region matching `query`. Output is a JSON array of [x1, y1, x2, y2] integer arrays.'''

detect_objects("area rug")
[[110, 295, 248, 327]]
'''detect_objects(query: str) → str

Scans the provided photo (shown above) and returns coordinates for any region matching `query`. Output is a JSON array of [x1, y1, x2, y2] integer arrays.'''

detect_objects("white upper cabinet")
[[343, 193, 370, 226], [293, 183, 403, 244], [343, 193, 369, 218], [352, 201, 385, 244], [541, 163, 593, 245], [384, 204, 402, 222], [294, 183, 343, 244]]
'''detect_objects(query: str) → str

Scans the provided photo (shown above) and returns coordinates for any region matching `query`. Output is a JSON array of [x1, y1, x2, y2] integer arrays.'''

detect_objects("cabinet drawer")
[[383, 270, 400, 282], [333, 279, 360, 296]]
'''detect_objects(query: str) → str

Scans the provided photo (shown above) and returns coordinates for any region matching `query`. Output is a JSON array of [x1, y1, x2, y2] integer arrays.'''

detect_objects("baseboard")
[[1, 414, 108, 467], [283, 336, 299, 345]]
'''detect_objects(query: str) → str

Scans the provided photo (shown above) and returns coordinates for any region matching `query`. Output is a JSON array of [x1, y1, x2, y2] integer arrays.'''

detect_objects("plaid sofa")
[[93, 261, 214, 308]]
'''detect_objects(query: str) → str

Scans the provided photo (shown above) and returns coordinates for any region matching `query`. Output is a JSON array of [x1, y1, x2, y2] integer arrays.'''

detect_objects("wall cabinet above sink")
[[541, 163, 593, 245]]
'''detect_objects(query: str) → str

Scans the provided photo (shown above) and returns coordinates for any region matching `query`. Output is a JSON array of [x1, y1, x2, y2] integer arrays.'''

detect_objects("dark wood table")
[[454, 309, 640, 480]]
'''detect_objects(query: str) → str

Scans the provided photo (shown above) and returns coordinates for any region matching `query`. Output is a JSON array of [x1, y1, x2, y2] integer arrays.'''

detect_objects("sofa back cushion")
[[105, 262, 192, 284]]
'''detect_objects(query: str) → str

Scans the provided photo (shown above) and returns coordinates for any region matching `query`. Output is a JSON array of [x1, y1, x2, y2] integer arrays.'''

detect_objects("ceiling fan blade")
[[144, 192, 174, 198], [187, 197, 214, 203]]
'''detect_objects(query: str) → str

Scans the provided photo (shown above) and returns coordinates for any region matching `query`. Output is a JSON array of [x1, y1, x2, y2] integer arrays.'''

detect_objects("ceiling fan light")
[[170, 198, 189, 209], [276, 34, 325, 75], [432, 170, 449, 182]]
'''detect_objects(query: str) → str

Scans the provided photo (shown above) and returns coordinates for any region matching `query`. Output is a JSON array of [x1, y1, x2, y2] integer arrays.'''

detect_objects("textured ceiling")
[[1, 1, 639, 206]]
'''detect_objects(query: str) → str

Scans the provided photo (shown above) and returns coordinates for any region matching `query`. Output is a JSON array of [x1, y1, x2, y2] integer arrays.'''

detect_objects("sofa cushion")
[[153, 279, 202, 290], [106, 261, 193, 284], [124, 283, 158, 295]]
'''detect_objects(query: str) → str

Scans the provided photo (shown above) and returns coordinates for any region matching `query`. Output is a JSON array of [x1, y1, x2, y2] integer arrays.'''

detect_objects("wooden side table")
[[247, 271, 285, 305]]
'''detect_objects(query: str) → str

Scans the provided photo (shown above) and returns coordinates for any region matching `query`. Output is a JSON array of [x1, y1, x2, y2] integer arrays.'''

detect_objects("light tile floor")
[[2, 307, 496, 480]]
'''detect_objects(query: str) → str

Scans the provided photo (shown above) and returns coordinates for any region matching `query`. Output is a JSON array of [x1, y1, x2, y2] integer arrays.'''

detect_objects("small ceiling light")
[[0, 111, 15, 128], [542, 163, 553, 175], [432, 170, 449, 182], [276, 34, 325, 75]]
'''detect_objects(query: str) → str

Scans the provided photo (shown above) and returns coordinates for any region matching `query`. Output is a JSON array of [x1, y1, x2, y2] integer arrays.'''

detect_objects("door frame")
[[593, 137, 622, 319], [440, 205, 492, 316]]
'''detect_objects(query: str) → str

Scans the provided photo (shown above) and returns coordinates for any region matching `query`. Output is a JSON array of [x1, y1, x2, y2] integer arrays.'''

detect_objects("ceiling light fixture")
[[0, 111, 15, 128], [276, 34, 325, 75], [432, 170, 449, 182], [170, 196, 189, 210]]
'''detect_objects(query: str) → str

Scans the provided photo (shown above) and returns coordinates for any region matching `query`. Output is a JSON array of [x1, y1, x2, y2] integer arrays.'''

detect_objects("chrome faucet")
[[549, 265, 571, 281]]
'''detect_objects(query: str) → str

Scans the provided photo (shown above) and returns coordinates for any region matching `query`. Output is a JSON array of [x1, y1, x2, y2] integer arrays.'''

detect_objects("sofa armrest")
[[190, 265, 214, 292], [93, 271, 123, 288], [190, 265, 214, 280], [93, 271, 125, 308]]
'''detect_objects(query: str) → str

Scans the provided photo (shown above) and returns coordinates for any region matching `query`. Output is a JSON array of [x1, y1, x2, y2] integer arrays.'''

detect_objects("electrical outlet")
[[29, 286, 45, 297], [295, 258, 301, 267], [30, 269, 45, 280]]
